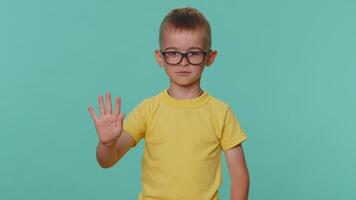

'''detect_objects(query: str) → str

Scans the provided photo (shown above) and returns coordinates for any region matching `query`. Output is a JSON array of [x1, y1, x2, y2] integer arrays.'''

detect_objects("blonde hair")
[[159, 7, 212, 50]]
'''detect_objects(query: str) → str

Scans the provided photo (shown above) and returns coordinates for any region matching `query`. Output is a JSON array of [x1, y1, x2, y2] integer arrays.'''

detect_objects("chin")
[[170, 78, 199, 87]]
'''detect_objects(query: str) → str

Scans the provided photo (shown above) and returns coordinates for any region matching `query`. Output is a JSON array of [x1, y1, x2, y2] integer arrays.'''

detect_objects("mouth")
[[176, 71, 191, 76]]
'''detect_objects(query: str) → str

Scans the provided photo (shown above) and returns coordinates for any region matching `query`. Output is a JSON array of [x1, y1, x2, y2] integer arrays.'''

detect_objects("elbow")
[[97, 157, 121, 169], [96, 157, 116, 169], [97, 160, 114, 169], [98, 162, 111, 169]]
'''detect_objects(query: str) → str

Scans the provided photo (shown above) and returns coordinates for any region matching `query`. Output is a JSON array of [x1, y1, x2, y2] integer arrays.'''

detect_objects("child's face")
[[155, 28, 217, 87]]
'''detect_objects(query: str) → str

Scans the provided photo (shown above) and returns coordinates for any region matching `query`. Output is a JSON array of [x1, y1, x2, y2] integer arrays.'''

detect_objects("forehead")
[[161, 28, 208, 51]]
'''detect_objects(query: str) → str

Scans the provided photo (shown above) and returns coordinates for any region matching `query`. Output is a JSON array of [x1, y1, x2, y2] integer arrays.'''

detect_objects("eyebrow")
[[163, 47, 203, 51]]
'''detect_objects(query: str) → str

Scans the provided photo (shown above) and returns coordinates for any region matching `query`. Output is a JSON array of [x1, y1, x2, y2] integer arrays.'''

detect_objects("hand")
[[88, 92, 125, 147]]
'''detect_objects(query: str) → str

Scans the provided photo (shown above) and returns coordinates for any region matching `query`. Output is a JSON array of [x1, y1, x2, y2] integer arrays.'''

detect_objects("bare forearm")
[[96, 142, 118, 168], [230, 171, 249, 200]]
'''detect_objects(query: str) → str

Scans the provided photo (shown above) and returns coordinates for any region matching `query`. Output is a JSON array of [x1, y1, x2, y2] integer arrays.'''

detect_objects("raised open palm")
[[88, 92, 125, 147]]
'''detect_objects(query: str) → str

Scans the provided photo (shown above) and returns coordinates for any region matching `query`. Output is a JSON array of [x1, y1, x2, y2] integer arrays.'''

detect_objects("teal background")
[[1, 0, 355, 199]]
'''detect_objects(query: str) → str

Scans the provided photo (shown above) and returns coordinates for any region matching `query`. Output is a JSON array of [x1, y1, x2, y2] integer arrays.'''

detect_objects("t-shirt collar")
[[159, 88, 210, 109]]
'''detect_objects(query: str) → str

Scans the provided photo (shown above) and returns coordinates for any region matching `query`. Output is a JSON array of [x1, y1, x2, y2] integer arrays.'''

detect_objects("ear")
[[205, 50, 218, 67], [154, 49, 164, 67]]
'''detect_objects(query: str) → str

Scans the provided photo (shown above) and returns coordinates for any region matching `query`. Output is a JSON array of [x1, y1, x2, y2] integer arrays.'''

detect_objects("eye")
[[165, 51, 179, 56], [189, 51, 203, 56]]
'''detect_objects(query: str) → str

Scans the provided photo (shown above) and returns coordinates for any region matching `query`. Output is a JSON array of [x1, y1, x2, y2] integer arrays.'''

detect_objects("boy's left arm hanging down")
[[224, 143, 249, 200]]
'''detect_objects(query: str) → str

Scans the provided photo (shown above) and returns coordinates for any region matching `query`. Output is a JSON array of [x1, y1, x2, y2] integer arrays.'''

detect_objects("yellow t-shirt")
[[123, 88, 248, 200]]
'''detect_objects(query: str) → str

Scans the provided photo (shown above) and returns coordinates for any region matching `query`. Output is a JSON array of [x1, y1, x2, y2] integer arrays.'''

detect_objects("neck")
[[167, 81, 203, 100]]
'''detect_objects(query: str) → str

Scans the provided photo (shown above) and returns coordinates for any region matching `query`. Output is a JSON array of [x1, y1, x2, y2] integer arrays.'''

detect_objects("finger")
[[106, 91, 112, 115], [116, 112, 125, 126], [98, 95, 106, 115], [114, 96, 121, 116], [88, 106, 99, 123]]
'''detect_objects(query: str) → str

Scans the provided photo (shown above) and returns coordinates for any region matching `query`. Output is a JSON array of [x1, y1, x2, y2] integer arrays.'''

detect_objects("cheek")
[[162, 66, 175, 77], [192, 66, 205, 74]]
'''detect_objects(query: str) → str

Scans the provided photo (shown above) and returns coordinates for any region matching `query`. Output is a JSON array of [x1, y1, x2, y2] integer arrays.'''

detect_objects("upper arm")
[[224, 144, 249, 179], [220, 106, 248, 151], [122, 99, 150, 147], [114, 129, 136, 162]]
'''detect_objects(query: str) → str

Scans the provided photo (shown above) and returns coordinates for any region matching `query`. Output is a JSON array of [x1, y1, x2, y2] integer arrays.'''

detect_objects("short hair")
[[159, 7, 212, 50]]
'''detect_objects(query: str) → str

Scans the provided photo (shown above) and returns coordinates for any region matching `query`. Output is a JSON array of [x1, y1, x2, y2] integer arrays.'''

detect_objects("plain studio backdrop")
[[1, 0, 355, 199]]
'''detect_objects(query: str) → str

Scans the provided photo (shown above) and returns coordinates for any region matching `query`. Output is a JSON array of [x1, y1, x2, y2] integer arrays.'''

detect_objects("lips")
[[176, 71, 191, 73], [176, 71, 191, 76]]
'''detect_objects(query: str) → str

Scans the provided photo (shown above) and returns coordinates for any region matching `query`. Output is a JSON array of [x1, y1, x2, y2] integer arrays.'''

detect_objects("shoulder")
[[205, 93, 244, 125], [133, 91, 161, 115], [206, 93, 232, 114], [142, 91, 161, 107]]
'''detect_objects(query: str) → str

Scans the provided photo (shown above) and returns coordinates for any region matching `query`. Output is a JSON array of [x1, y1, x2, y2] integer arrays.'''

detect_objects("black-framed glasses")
[[159, 49, 212, 65]]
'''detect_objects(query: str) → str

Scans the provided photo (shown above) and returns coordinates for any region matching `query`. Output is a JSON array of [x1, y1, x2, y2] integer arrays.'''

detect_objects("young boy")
[[88, 7, 249, 200]]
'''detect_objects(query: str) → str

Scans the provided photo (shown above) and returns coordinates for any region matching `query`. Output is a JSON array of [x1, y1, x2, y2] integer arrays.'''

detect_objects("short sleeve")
[[220, 106, 248, 151], [123, 99, 149, 147]]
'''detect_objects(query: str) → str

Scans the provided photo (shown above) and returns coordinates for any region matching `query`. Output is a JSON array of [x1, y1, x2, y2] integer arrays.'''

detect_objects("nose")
[[180, 54, 189, 66]]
